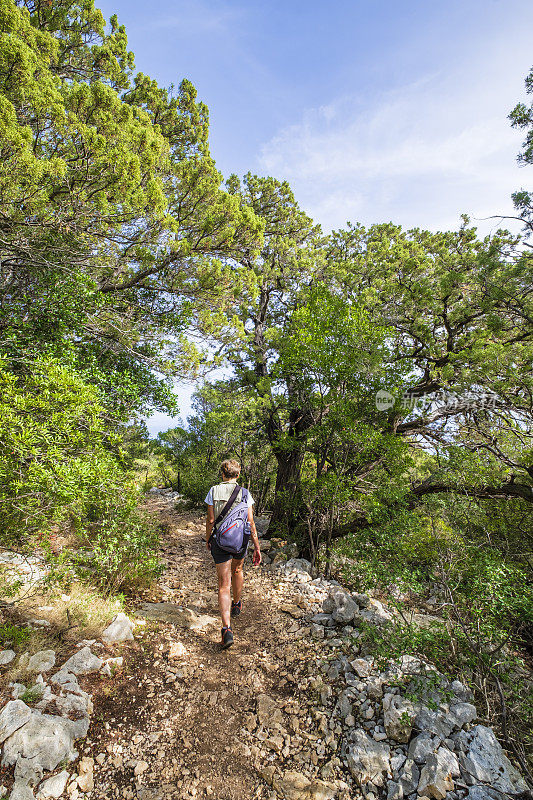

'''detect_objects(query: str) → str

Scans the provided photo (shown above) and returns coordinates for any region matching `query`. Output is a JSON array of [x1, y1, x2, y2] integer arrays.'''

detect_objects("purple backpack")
[[214, 485, 251, 554]]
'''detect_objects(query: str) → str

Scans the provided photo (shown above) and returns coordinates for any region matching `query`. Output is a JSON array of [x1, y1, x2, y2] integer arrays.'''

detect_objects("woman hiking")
[[205, 459, 261, 649]]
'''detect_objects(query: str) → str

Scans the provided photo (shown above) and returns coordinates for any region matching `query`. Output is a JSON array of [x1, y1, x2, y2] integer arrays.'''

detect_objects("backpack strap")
[[214, 484, 241, 530]]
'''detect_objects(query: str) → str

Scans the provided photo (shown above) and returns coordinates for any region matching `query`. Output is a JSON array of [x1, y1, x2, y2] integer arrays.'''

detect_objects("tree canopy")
[[1, 0, 262, 416]]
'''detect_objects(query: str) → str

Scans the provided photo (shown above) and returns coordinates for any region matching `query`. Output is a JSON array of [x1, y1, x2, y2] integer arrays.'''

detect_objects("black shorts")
[[210, 535, 250, 564]]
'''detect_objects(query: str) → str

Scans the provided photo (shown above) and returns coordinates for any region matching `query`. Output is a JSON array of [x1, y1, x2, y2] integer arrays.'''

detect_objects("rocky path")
[[1, 494, 530, 800], [84, 496, 349, 800]]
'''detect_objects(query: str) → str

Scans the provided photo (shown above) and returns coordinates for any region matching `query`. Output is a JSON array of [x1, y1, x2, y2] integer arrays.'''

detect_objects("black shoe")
[[231, 600, 242, 617], [221, 626, 234, 649]]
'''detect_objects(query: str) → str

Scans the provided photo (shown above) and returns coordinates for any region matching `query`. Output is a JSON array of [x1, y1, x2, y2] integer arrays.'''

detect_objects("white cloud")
[[149, 0, 243, 35], [258, 61, 530, 234]]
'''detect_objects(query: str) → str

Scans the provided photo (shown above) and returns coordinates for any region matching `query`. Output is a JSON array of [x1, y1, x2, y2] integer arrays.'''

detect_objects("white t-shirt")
[[204, 484, 254, 508]]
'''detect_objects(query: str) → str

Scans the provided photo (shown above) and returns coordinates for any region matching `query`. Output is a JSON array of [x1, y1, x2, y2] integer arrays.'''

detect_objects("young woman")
[[205, 459, 261, 648]]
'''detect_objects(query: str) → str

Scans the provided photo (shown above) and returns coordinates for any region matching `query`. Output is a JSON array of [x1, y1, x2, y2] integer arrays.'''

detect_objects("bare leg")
[[231, 558, 244, 604], [216, 561, 232, 628]]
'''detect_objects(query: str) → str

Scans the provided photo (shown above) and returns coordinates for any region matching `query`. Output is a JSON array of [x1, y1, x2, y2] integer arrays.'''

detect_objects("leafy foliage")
[[157, 382, 275, 510], [0, 356, 161, 588], [509, 64, 533, 237], [0, 0, 261, 590]]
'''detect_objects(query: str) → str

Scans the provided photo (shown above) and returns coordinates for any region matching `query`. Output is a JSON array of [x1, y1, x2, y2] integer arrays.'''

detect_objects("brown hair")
[[220, 459, 241, 479]]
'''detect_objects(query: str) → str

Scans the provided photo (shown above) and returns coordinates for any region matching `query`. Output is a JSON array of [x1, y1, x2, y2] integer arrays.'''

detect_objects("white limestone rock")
[[49, 670, 78, 687], [449, 701, 477, 729], [2, 713, 78, 772], [413, 704, 455, 739], [366, 676, 385, 700], [387, 781, 403, 800], [346, 729, 391, 787], [282, 558, 313, 576], [408, 733, 436, 764], [398, 758, 420, 794], [456, 725, 528, 794], [136, 602, 217, 630], [60, 647, 102, 676], [0, 649, 16, 666], [465, 788, 506, 800], [350, 658, 374, 679], [28, 651, 55, 674], [358, 598, 393, 624], [0, 700, 32, 745], [450, 679, 474, 702], [14, 754, 43, 787], [36, 770, 70, 799], [9, 782, 35, 800], [336, 689, 356, 719], [321, 588, 359, 624], [383, 693, 415, 743], [55, 688, 92, 717], [101, 613, 134, 644], [417, 746, 460, 800]]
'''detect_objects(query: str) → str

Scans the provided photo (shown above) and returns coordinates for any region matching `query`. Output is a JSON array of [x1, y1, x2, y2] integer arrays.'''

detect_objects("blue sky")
[[96, 0, 533, 433]]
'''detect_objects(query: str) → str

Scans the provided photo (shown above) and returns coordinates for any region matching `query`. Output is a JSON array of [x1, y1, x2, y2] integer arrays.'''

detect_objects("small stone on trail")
[[136, 602, 216, 631], [168, 641, 187, 658], [0, 700, 32, 744], [101, 612, 135, 643], [0, 649, 16, 666], [272, 770, 337, 800], [76, 756, 94, 792], [61, 646, 103, 675], [36, 769, 70, 799], [257, 694, 284, 727], [28, 650, 56, 673]]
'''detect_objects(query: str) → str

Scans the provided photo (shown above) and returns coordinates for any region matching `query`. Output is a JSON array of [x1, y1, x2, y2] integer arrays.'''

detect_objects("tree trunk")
[[266, 445, 305, 537]]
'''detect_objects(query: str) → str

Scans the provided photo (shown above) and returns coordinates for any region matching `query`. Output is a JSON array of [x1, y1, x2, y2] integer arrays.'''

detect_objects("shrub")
[[0, 357, 161, 591], [0, 621, 30, 648], [71, 494, 163, 593], [336, 500, 533, 768]]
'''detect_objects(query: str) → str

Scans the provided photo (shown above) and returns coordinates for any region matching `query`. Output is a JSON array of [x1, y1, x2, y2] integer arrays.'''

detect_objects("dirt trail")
[[85, 496, 309, 800]]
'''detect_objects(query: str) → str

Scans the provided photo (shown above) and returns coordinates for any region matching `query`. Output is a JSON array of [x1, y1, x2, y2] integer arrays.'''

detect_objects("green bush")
[[0, 357, 161, 591], [0, 357, 120, 539], [337, 500, 533, 762], [0, 621, 30, 648], [72, 494, 163, 593]]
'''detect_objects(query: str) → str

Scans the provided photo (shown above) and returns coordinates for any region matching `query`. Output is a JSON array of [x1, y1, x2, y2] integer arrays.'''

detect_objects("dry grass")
[[4, 582, 123, 642], [0, 581, 124, 690]]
